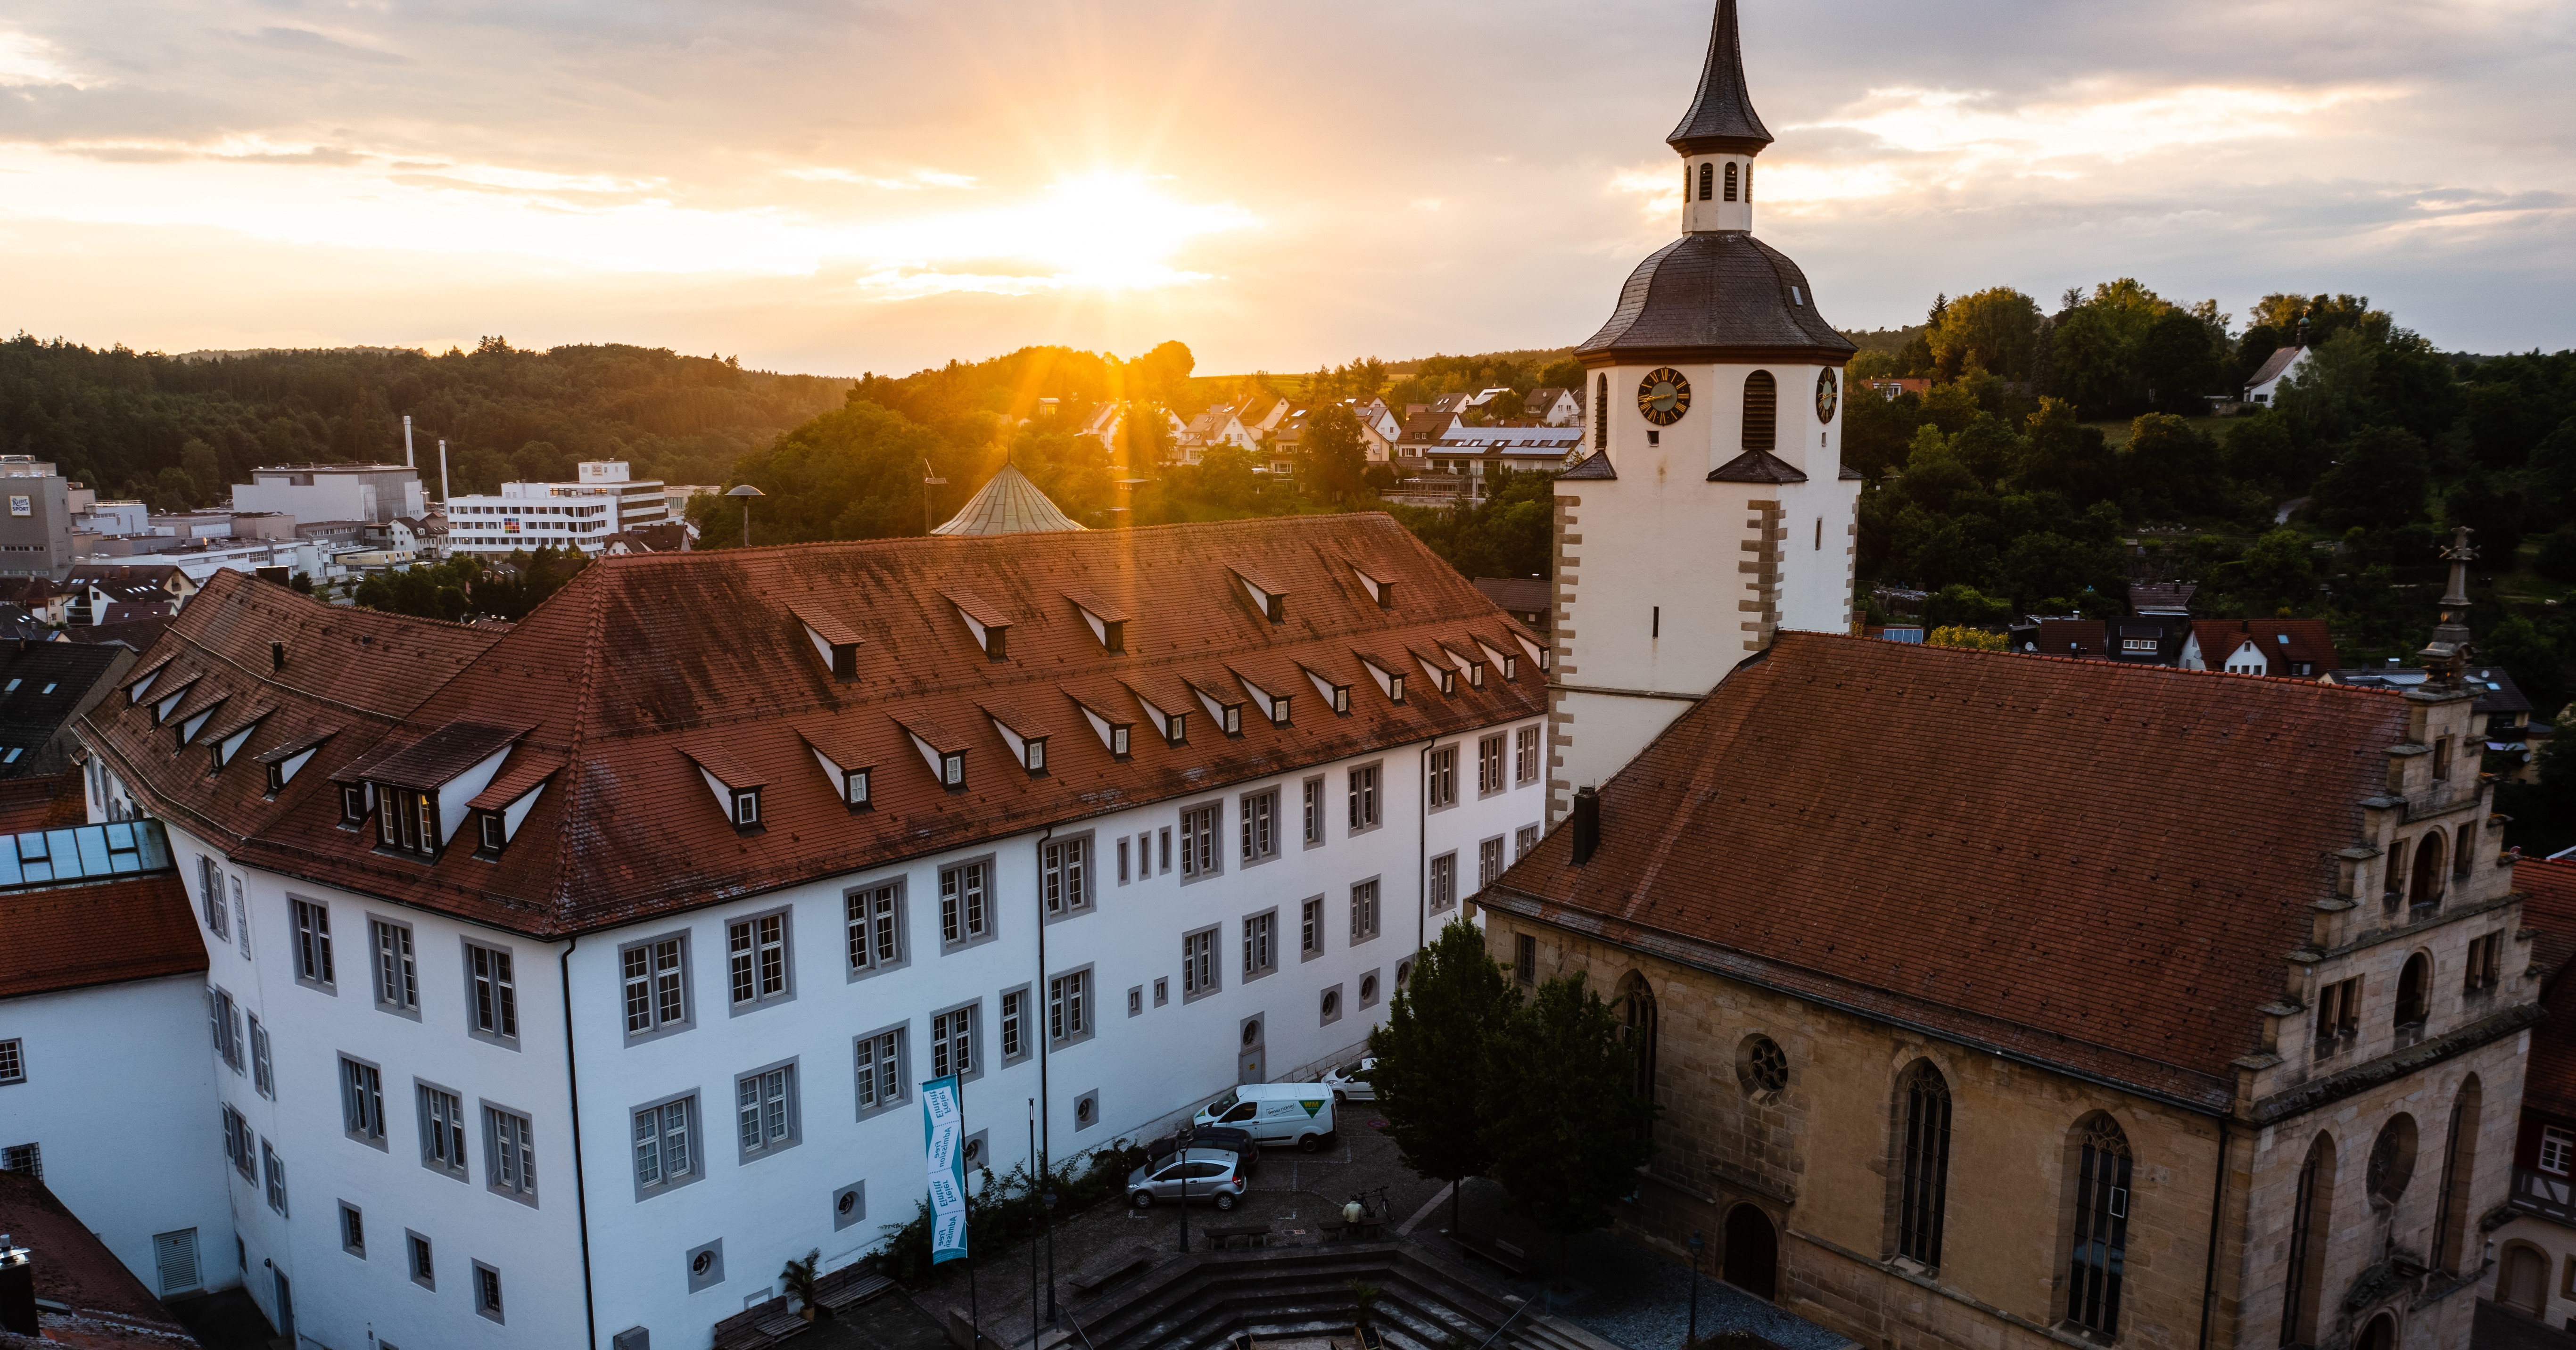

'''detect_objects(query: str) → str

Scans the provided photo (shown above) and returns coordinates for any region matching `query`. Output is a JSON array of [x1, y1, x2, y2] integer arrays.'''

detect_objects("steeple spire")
[[1668, 0, 1773, 156], [2414, 525, 2477, 683]]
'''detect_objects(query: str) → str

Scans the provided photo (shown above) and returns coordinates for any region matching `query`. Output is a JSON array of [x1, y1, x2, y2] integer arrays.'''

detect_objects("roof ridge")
[[1787, 631, 2404, 702], [551, 561, 614, 922]]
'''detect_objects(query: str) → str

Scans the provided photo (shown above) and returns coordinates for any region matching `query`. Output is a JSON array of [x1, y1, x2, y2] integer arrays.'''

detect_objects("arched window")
[[2432, 1076, 2482, 1273], [2395, 954, 2430, 1033], [2065, 1115, 2131, 1336], [2502, 1243, 2549, 1316], [1617, 972, 1658, 1131], [2355, 1314, 2395, 1350], [1593, 374, 1608, 450], [2410, 831, 2446, 905], [2281, 1133, 2335, 1349], [1698, 163, 1713, 201], [1896, 1061, 1951, 1267], [2367, 1113, 2417, 1207], [1724, 162, 1739, 202], [1742, 370, 1778, 454]]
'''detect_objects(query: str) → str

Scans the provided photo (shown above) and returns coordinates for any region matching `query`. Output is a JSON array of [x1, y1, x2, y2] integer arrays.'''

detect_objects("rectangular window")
[[1428, 746, 1458, 808], [855, 1036, 907, 1108], [1243, 913, 1275, 978], [1302, 898, 1323, 957], [1429, 853, 1457, 912], [633, 1098, 695, 1192], [421, 1085, 468, 1177], [1117, 838, 1131, 883], [931, 1007, 974, 1080], [1514, 932, 1536, 986], [1303, 778, 1322, 845], [1516, 823, 1540, 859], [621, 937, 687, 1037], [408, 1232, 435, 1289], [341, 1058, 385, 1142], [1478, 734, 1505, 795], [1183, 929, 1216, 997], [486, 1108, 536, 1200], [231, 879, 248, 958], [1348, 765, 1380, 831], [200, 856, 228, 938], [1240, 790, 1277, 864], [371, 920, 418, 1012], [340, 1202, 365, 1257], [223, 1106, 254, 1179], [729, 913, 790, 1006], [1049, 971, 1088, 1041], [1516, 725, 1540, 784], [1000, 989, 1026, 1062], [1350, 881, 1380, 943], [1159, 826, 1172, 873], [249, 1016, 274, 1098], [736, 1063, 797, 1155], [2465, 932, 2503, 994], [2312, 976, 2361, 1056], [208, 988, 239, 1071], [1043, 837, 1089, 913], [261, 1140, 288, 1216], [848, 884, 903, 971], [291, 898, 334, 987], [475, 1262, 504, 1322], [379, 786, 439, 859], [0, 1038, 18, 1086], [468, 943, 518, 1040], [940, 863, 989, 946], [1179, 804, 1218, 879], [2543, 1127, 2576, 1177], [1479, 836, 1505, 888]]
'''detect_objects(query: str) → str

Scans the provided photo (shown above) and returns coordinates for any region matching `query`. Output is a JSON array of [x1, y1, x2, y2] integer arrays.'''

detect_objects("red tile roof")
[[85, 514, 1543, 937], [0, 1172, 193, 1341], [0, 873, 204, 1000], [2519, 857, 2576, 988], [2031, 617, 2106, 658], [2522, 861, 2576, 1123], [0, 774, 90, 834], [2190, 618, 2338, 674], [1482, 631, 2413, 1110]]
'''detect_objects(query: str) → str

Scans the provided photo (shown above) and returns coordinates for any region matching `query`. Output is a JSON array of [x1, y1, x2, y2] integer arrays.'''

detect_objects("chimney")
[[271, 641, 286, 672], [1570, 786, 1601, 865], [0, 1239, 34, 1337]]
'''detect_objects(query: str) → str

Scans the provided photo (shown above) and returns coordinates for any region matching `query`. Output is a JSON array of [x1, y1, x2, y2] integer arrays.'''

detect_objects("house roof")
[[1707, 449, 1809, 484], [1397, 412, 1460, 446], [1574, 232, 1857, 363], [86, 514, 1545, 938], [1480, 632, 2413, 1110], [2465, 666, 2536, 718], [1560, 451, 1618, 480], [1667, 0, 1772, 154], [0, 774, 88, 834], [2246, 344, 2306, 390], [2190, 618, 2338, 674], [2517, 859, 2576, 1121], [0, 1172, 196, 1343], [929, 463, 1087, 536], [0, 642, 131, 778], [1473, 577, 1551, 616], [0, 871, 203, 1000], [2128, 581, 2196, 614], [2029, 617, 2105, 657]]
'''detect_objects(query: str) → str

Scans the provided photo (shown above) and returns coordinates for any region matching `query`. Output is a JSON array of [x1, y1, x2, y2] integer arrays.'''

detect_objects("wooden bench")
[[1317, 1217, 1386, 1243], [814, 1255, 896, 1313], [1202, 1223, 1274, 1251], [1453, 1233, 1534, 1277], [712, 1296, 810, 1350], [1070, 1253, 1152, 1299]]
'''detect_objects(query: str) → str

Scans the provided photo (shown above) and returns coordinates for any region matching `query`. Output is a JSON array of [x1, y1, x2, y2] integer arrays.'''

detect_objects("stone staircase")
[[1029, 1241, 1625, 1350]]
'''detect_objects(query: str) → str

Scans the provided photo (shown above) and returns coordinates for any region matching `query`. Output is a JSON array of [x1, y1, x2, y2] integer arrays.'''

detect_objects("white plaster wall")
[[0, 972, 235, 1299]]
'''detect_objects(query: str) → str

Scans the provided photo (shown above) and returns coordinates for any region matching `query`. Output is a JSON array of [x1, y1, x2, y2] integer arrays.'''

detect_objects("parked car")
[[1192, 1082, 1336, 1152], [1144, 1124, 1260, 1170], [1127, 1148, 1247, 1210], [1319, 1057, 1377, 1103]]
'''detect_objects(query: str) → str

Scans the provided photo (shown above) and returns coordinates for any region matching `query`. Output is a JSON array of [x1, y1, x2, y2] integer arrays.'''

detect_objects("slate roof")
[[1473, 577, 1551, 617], [2190, 618, 2338, 674], [1668, 0, 1772, 153], [1560, 451, 1618, 480], [1574, 233, 1857, 363], [0, 871, 203, 1000], [1479, 632, 2414, 1110], [2467, 666, 2536, 718], [1708, 449, 1808, 483], [0, 774, 87, 834], [0, 642, 131, 779], [86, 515, 1545, 938], [2029, 617, 2105, 657]]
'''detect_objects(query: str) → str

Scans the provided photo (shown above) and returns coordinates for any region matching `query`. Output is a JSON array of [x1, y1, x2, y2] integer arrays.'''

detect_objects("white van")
[[1193, 1082, 1337, 1152]]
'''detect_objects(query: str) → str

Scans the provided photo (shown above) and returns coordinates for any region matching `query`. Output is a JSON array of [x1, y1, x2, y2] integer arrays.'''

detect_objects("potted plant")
[[781, 1249, 821, 1321], [1349, 1280, 1385, 1350]]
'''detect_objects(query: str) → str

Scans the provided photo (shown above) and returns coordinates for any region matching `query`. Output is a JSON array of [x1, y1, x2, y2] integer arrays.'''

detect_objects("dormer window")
[[378, 785, 440, 860], [267, 761, 288, 794], [1230, 565, 1286, 623], [948, 593, 1012, 661], [792, 605, 863, 682], [1112, 725, 1130, 756], [1348, 566, 1394, 609], [681, 742, 767, 833], [340, 784, 368, 827], [478, 812, 506, 856], [942, 752, 964, 788], [798, 726, 874, 813], [1270, 696, 1291, 727], [1065, 591, 1129, 653], [1025, 738, 1047, 774], [1166, 713, 1187, 745], [732, 789, 761, 827], [1223, 704, 1241, 735], [844, 768, 870, 807]]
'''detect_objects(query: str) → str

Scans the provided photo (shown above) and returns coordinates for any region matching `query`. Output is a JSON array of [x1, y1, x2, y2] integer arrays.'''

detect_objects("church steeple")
[[1668, 0, 1773, 156], [1669, 0, 1770, 234]]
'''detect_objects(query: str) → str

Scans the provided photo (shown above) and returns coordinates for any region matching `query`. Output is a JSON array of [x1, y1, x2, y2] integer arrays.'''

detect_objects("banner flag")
[[923, 1075, 968, 1265]]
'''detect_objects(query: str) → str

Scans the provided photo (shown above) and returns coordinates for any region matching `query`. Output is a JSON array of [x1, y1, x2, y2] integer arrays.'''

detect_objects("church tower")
[[1548, 0, 1858, 823]]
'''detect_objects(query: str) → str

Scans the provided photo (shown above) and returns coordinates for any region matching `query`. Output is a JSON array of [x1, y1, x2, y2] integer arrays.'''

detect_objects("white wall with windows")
[[0, 972, 234, 1302]]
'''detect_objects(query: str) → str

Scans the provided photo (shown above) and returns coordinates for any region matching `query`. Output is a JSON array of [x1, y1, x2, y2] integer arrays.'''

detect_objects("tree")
[[2537, 524, 2576, 583], [1479, 971, 1655, 1244], [1298, 403, 1369, 504], [1369, 919, 1516, 1235], [2312, 426, 2431, 532], [1928, 288, 2041, 382], [1928, 625, 2008, 650], [2137, 309, 2221, 413], [705, 400, 947, 546], [2211, 528, 2320, 615]]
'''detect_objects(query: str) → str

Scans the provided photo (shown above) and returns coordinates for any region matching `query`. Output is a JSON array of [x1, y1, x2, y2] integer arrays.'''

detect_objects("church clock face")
[[1636, 368, 1691, 426], [1815, 368, 1839, 423]]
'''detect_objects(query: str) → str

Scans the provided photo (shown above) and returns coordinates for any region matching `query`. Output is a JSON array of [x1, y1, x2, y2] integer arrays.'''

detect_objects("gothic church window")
[[2394, 954, 2430, 1033], [2280, 1133, 2334, 1349], [2064, 1115, 2131, 1336], [1594, 375, 1609, 450], [1617, 972, 1657, 1135], [1742, 370, 1778, 454], [1895, 1061, 1950, 1267], [2431, 1077, 2481, 1274]]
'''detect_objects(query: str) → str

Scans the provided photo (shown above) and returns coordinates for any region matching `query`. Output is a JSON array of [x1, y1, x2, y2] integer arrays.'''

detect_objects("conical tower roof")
[[1668, 0, 1772, 155], [929, 462, 1087, 536]]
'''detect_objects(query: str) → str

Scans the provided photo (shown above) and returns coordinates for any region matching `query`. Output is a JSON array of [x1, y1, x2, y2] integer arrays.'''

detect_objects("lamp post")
[[1685, 1230, 1704, 1349], [726, 483, 764, 547], [1042, 1186, 1058, 1326], [1176, 1124, 1197, 1254]]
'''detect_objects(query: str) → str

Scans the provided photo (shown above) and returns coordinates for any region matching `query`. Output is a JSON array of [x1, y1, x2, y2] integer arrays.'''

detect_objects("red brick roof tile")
[[2521, 861, 2576, 1122], [1483, 631, 2411, 1109], [0, 873, 204, 1000], [2191, 617, 2338, 674]]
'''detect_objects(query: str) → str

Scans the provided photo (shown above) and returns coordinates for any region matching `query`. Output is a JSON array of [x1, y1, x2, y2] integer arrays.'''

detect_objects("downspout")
[[559, 936, 599, 1350], [1417, 741, 1432, 954], [1035, 826, 1053, 1174], [2196, 1117, 2230, 1350]]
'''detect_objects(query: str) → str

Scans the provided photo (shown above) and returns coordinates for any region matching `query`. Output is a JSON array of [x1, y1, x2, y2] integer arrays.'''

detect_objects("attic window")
[[1065, 693, 1134, 759], [792, 605, 863, 682], [947, 593, 1012, 660], [1065, 592, 1129, 653], [1301, 665, 1354, 716], [1025, 738, 1047, 774], [1347, 567, 1394, 609], [178, 700, 227, 749], [339, 784, 368, 827], [478, 813, 506, 856], [376, 785, 441, 860], [1270, 696, 1291, 726], [942, 753, 964, 787], [732, 789, 761, 827], [1230, 566, 1286, 623], [209, 715, 267, 774]]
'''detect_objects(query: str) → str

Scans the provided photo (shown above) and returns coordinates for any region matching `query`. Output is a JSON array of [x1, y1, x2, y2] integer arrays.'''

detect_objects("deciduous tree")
[[1370, 919, 1516, 1235], [1479, 971, 1655, 1243]]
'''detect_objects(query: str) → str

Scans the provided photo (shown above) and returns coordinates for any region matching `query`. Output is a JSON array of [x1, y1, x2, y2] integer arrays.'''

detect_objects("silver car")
[[1127, 1147, 1247, 1211], [1320, 1056, 1377, 1103]]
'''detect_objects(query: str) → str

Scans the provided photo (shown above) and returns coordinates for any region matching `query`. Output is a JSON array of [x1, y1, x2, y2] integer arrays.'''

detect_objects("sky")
[[1, 0, 2571, 378]]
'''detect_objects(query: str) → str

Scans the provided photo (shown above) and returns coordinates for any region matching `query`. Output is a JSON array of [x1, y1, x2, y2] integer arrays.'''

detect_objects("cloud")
[[0, 31, 84, 88], [782, 166, 979, 190], [243, 27, 409, 66]]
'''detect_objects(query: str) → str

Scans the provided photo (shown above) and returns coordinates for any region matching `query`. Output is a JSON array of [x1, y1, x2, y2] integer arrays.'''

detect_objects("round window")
[[964, 1137, 983, 1164], [691, 1251, 714, 1276], [1076, 1097, 1095, 1126], [1734, 1034, 1790, 1098], [1322, 989, 1340, 1019], [1395, 959, 1413, 988], [1360, 974, 1379, 1002], [1241, 1021, 1262, 1047], [835, 1191, 856, 1216]]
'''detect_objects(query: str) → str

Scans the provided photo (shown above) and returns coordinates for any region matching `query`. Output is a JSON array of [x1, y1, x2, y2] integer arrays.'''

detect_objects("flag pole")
[[961, 1071, 980, 1348]]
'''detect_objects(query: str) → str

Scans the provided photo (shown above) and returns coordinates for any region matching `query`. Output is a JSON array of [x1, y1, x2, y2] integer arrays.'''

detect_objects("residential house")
[[1864, 378, 1930, 399], [1177, 403, 1259, 465], [65, 565, 197, 626], [1346, 400, 1402, 463], [0, 641, 137, 778], [0, 577, 72, 627], [2246, 344, 2310, 406], [1520, 387, 1582, 426], [1471, 577, 1550, 634], [2179, 617, 2338, 678]]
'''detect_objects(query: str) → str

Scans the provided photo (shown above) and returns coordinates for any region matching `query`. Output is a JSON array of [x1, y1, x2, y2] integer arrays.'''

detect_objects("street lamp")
[[726, 483, 765, 547], [1686, 1230, 1704, 1349], [1042, 1186, 1059, 1326]]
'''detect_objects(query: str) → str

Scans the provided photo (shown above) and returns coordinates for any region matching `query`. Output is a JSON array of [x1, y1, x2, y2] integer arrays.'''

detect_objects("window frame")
[[473, 1260, 505, 1324], [222, 1105, 255, 1180], [462, 938, 521, 1048], [1347, 762, 1382, 835], [930, 1000, 982, 1084], [1477, 733, 1506, 797], [1182, 925, 1221, 1002], [0, 1037, 19, 1087], [1515, 724, 1541, 785], [1239, 787, 1280, 866], [339, 1053, 388, 1150], [406, 1230, 436, 1290], [999, 984, 1032, 1065], [1478, 835, 1506, 889], [1242, 909, 1278, 982], [845, 881, 909, 980], [261, 1137, 289, 1217], [1429, 851, 1457, 912], [417, 1080, 471, 1182], [1041, 832, 1093, 919], [248, 1014, 274, 1099], [1048, 965, 1095, 1046], [368, 915, 421, 1020], [289, 896, 337, 993], [725, 907, 797, 1013], [1427, 745, 1460, 811], [1349, 877, 1381, 945], [734, 1056, 803, 1162], [1515, 823, 1540, 860], [938, 857, 999, 953], [853, 1021, 908, 1120], [1302, 776, 1325, 848], [618, 931, 692, 1045], [480, 1101, 538, 1205], [339, 1201, 366, 1258], [1300, 896, 1326, 961], [629, 1092, 701, 1201], [1177, 802, 1222, 883]]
